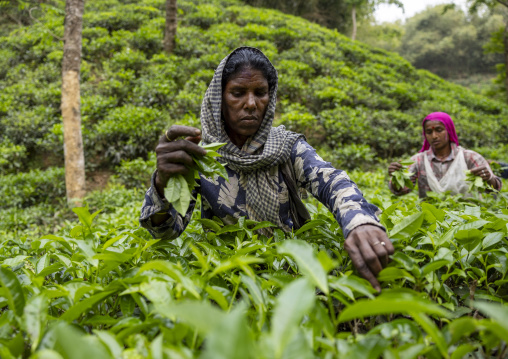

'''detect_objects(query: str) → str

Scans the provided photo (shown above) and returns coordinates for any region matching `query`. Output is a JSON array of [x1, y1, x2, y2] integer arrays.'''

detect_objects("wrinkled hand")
[[388, 162, 402, 176], [470, 165, 493, 183], [344, 224, 394, 292], [155, 125, 205, 197]]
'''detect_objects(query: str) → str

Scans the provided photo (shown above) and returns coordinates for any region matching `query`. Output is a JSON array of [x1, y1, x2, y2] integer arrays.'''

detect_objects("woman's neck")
[[433, 143, 452, 160]]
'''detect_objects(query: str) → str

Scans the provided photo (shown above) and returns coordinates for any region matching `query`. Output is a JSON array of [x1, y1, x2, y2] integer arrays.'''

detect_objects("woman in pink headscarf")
[[388, 112, 502, 198]]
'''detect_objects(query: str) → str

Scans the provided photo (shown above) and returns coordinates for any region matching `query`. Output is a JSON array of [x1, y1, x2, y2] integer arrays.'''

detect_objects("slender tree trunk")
[[164, 0, 177, 54], [504, 22, 508, 103], [351, 5, 357, 41], [61, 0, 86, 206]]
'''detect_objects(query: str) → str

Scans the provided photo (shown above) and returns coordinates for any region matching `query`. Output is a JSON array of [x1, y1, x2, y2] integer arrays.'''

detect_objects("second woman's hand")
[[388, 162, 402, 176], [469, 165, 494, 184]]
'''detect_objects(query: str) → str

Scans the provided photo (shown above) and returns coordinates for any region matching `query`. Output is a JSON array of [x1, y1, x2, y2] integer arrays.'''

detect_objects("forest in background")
[[240, 0, 508, 101]]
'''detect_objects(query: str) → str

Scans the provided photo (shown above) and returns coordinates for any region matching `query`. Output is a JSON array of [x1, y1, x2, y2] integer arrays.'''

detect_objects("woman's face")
[[424, 120, 449, 152], [222, 67, 270, 148]]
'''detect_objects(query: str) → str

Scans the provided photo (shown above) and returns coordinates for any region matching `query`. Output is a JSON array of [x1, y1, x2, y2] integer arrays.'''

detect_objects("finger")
[[370, 238, 389, 268], [383, 238, 395, 257], [185, 134, 202, 144], [157, 163, 190, 177], [158, 150, 195, 168], [345, 240, 381, 292], [157, 139, 206, 157], [358, 238, 384, 276], [469, 166, 485, 175], [164, 126, 201, 142]]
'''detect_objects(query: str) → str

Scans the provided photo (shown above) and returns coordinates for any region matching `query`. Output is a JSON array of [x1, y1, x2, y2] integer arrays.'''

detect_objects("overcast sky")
[[374, 0, 468, 23]]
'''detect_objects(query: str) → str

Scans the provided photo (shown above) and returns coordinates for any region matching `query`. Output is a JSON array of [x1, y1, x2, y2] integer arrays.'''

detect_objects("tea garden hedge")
[[1, 0, 508, 358]]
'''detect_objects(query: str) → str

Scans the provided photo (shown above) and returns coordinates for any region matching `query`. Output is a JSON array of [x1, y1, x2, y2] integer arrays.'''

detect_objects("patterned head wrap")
[[419, 112, 460, 153], [200, 47, 303, 226]]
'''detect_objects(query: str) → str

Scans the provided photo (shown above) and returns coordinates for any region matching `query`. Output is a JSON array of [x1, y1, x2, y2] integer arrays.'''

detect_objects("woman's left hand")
[[470, 165, 494, 183], [344, 225, 394, 292]]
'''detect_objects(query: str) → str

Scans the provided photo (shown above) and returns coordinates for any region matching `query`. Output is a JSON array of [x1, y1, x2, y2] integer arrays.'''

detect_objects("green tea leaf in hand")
[[164, 177, 182, 202], [164, 142, 228, 215], [201, 143, 226, 152], [391, 159, 414, 191]]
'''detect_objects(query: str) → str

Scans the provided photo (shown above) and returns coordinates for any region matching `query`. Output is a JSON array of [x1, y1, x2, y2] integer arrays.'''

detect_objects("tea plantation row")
[[0, 169, 507, 358]]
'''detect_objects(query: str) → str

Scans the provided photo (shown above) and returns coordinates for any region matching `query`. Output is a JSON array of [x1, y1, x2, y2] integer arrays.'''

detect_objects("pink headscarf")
[[419, 112, 459, 153]]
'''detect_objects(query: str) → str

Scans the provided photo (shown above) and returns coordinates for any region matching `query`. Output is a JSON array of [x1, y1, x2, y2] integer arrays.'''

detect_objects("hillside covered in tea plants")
[[2, 0, 508, 175]]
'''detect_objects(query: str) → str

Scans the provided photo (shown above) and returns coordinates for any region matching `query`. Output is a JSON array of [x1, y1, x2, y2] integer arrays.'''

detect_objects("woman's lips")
[[241, 116, 258, 121]]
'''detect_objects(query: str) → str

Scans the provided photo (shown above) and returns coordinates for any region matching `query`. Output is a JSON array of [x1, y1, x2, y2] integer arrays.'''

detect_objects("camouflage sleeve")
[[291, 139, 384, 238], [139, 171, 197, 240]]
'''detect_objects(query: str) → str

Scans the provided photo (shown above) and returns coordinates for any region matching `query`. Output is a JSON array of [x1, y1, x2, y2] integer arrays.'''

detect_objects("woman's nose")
[[245, 92, 256, 109]]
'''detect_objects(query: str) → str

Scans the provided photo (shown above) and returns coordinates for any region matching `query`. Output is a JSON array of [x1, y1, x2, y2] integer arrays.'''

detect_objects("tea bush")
[[0, 174, 507, 358], [0, 140, 27, 174], [112, 153, 157, 189], [0, 167, 65, 209], [1, 0, 508, 172]]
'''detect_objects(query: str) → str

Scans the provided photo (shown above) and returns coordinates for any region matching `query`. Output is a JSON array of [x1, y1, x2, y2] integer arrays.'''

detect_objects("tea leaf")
[[338, 292, 450, 322], [0, 267, 26, 317], [271, 278, 315, 357], [389, 212, 424, 241], [278, 240, 329, 294]]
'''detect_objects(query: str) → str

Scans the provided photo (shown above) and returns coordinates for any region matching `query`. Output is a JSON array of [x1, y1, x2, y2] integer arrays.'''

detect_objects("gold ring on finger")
[[372, 241, 381, 246]]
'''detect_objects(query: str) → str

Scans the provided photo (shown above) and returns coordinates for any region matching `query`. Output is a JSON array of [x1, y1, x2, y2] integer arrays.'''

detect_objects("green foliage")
[[0, 139, 27, 174], [0, 167, 65, 209], [0, 173, 507, 357], [113, 153, 157, 189], [242, 0, 369, 34], [397, 5, 504, 79], [484, 23, 507, 101], [331, 143, 376, 171], [390, 159, 414, 191], [91, 105, 166, 163], [165, 142, 228, 215], [357, 19, 404, 53], [464, 169, 496, 192]]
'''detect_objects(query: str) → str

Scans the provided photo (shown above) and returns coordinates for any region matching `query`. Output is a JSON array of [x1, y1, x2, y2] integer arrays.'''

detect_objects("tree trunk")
[[351, 5, 357, 41], [61, 0, 86, 206], [164, 0, 177, 54], [504, 21, 508, 103]]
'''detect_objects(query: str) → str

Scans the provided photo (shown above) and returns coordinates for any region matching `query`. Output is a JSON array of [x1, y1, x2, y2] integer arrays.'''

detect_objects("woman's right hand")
[[154, 125, 206, 198], [388, 162, 402, 176]]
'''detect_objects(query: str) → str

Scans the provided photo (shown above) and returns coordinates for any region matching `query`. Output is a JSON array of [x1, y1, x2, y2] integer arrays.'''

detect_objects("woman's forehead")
[[424, 120, 445, 129]]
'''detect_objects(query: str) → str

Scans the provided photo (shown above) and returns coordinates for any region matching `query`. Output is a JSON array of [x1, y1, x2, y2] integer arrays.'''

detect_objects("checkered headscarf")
[[201, 47, 303, 227]]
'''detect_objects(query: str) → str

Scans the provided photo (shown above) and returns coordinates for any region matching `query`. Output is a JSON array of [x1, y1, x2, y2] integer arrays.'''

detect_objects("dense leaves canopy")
[[1, 0, 508, 178]]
